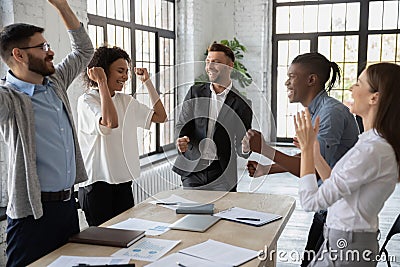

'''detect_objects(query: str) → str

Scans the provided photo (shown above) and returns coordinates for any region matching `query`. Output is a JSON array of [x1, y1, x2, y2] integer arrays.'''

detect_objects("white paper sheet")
[[112, 238, 181, 262], [145, 252, 231, 267], [47, 256, 130, 267], [214, 206, 282, 226], [108, 218, 170, 236], [149, 194, 197, 210], [179, 239, 258, 266]]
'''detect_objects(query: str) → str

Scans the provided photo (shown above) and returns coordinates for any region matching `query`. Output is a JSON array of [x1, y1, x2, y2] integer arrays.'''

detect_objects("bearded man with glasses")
[[0, 0, 93, 266]]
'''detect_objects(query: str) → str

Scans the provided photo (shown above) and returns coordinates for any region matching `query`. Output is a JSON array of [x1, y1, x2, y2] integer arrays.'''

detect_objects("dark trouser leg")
[[301, 211, 327, 267], [6, 198, 79, 267], [78, 181, 134, 226], [181, 161, 236, 191], [78, 181, 114, 226], [112, 181, 134, 218], [182, 171, 208, 188]]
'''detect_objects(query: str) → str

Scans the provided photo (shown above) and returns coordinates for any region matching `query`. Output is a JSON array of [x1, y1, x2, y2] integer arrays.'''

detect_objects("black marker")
[[156, 202, 178, 205]]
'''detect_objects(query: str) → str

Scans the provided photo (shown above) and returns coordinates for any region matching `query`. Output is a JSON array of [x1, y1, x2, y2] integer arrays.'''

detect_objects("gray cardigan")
[[0, 25, 93, 219]]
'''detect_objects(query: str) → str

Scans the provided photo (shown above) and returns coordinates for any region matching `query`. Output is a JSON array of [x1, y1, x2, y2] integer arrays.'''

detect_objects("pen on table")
[[235, 217, 261, 221], [156, 202, 178, 205], [176, 262, 187, 267]]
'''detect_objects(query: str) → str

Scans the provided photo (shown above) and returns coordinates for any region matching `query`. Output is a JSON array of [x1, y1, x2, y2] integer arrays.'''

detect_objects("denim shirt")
[[308, 90, 359, 168], [0, 24, 93, 219], [6, 73, 76, 191]]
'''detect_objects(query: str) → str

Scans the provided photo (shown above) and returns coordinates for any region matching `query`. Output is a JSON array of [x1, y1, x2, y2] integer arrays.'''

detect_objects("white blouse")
[[77, 89, 154, 186], [299, 129, 398, 232]]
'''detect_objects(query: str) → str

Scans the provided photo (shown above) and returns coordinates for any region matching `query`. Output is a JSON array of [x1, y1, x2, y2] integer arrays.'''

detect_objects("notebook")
[[175, 203, 214, 214], [214, 207, 282, 226], [169, 215, 220, 232], [69, 226, 145, 248]]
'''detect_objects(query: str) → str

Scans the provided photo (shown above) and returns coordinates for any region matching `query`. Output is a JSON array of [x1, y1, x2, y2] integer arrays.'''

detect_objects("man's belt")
[[41, 188, 72, 202]]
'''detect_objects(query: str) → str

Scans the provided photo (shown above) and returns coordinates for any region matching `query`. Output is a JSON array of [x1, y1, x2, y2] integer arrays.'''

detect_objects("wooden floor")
[[236, 150, 400, 267]]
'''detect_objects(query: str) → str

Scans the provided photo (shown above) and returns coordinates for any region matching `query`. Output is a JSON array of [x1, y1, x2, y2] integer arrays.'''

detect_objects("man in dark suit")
[[172, 43, 252, 192]]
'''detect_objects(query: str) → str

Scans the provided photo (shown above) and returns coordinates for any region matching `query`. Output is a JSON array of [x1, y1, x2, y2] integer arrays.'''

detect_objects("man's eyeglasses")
[[18, 42, 51, 52]]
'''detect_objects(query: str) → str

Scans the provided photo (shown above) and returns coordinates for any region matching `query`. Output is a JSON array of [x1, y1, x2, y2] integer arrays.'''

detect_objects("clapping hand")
[[293, 108, 320, 152]]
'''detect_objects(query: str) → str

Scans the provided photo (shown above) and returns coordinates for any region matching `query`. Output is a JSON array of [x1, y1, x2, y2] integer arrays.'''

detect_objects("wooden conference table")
[[30, 189, 295, 267]]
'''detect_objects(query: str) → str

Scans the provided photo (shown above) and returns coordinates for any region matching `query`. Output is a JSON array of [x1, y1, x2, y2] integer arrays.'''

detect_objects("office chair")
[[379, 213, 400, 267]]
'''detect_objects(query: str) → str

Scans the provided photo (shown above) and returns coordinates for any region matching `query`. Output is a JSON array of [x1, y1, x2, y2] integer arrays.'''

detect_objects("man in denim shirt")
[[0, 0, 93, 266], [243, 52, 359, 266]]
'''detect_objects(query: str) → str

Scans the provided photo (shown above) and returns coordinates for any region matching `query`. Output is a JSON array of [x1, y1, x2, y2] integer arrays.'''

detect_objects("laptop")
[[169, 215, 220, 232]]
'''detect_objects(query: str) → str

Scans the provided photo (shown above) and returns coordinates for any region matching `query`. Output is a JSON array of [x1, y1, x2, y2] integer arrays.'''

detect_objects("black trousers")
[[6, 197, 79, 267], [301, 211, 327, 267], [181, 160, 237, 192], [78, 181, 134, 226]]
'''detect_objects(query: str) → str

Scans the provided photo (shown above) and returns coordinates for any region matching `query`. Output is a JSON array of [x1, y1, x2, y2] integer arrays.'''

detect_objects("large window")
[[273, 0, 400, 140], [87, 0, 176, 155]]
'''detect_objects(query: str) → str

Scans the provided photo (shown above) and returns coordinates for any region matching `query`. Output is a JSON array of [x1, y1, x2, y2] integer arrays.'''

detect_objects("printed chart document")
[[179, 239, 258, 266], [47, 256, 130, 267], [108, 218, 170, 236], [112, 237, 181, 262], [145, 252, 231, 267], [149, 194, 197, 210], [214, 206, 282, 226]]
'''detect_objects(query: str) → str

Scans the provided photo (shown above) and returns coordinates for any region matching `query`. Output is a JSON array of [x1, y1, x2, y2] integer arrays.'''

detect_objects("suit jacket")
[[172, 83, 252, 185]]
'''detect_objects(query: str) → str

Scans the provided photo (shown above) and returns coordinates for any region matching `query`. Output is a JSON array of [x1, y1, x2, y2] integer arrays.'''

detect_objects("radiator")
[[133, 162, 182, 204]]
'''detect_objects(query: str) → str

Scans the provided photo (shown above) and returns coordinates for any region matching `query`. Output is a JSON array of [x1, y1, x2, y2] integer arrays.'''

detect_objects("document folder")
[[69, 226, 145, 248]]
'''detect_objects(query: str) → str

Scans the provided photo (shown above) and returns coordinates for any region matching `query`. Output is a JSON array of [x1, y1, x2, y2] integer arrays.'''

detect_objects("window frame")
[[272, 0, 400, 142]]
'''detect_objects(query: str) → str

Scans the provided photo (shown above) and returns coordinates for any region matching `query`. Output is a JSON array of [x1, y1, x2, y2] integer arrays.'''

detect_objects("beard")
[[27, 53, 55, 77]]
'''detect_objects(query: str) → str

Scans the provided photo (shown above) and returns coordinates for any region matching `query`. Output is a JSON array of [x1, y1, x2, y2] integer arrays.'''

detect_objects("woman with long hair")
[[294, 62, 400, 266]]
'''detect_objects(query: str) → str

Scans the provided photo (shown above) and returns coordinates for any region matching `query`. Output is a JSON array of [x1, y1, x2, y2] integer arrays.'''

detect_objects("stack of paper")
[[145, 252, 231, 267], [180, 239, 258, 266], [147, 239, 258, 266], [48, 256, 130, 267], [214, 206, 282, 226]]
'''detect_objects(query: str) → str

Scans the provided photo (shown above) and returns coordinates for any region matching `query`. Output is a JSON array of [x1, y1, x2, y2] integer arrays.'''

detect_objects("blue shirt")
[[308, 90, 359, 168], [6, 71, 76, 191]]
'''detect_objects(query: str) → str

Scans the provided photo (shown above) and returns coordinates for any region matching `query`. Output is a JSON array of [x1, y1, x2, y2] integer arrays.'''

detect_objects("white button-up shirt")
[[201, 82, 232, 160], [299, 129, 398, 232]]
